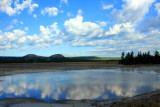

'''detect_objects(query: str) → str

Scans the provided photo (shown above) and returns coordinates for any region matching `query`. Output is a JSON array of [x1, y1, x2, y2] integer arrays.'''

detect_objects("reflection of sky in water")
[[0, 68, 160, 101]]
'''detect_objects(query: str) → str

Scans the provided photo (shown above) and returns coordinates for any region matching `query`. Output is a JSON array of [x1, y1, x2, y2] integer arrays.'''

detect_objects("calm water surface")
[[0, 67, 160, 101]]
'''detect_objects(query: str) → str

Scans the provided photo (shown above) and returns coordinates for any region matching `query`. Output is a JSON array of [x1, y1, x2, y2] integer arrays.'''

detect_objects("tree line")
[[120, 50, 160, 65]]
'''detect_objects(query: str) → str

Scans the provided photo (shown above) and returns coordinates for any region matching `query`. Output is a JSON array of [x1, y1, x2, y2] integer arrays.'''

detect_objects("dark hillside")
[[0, 54, 100, 63]]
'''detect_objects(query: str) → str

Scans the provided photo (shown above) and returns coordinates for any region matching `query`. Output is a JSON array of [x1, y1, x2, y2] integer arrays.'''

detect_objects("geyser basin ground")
[[0, 67, 160, 102]]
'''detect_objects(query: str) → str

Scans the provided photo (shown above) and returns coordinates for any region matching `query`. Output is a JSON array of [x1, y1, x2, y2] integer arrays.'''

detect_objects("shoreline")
[[0, 62, 160, 76], [0, 90, 159, 107], [0, 62, 160, 106]]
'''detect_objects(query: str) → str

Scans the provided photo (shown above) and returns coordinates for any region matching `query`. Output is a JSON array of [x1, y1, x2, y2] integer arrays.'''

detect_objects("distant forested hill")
[[0, 54, 102, 63]]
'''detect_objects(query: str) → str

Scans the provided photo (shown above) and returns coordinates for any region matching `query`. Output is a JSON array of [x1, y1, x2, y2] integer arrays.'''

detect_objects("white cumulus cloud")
[[33, 14, 37, 18], [105, 23, 134, 36], [59, 0, 68, 8], [64, 14, 103, 38], [61, 0, 68, 5], [20, 21, 23, 25], [18, 36, 27, 44], [0, 0, 39, 16], [41, 7, 59, 16], [5, 29, 26, 42], [111, 0, 156, 23], [155, 3, 160, 15], [40, 26, 51, 36], [0, 22, 63, 50], [99, 21, 107, 27], [102, 4, 113, 10], [6, 25, 14, 31]]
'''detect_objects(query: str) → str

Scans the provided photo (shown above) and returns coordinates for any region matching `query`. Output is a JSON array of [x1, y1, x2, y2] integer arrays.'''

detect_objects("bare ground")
[[0, 62, 121, 76], [0, 62, 160, 76]]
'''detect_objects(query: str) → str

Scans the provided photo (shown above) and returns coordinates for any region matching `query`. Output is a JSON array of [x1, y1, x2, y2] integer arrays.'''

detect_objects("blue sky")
[[0, 0, 160, 57]]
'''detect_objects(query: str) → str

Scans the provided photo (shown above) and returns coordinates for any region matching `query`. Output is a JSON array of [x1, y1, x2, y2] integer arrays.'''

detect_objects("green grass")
[[91, 57, 120, 61]]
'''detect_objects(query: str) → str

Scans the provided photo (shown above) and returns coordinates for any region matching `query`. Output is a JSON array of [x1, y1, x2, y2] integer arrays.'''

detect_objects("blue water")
[[0, 67, 160, 101]]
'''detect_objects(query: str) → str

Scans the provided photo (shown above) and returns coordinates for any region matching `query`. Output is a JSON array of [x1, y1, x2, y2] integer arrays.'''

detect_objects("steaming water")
[[0, 66, 160, 101]]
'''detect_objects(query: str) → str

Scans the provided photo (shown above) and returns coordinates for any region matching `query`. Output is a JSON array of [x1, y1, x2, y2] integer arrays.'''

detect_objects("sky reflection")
[[0, 68, 160, 101]]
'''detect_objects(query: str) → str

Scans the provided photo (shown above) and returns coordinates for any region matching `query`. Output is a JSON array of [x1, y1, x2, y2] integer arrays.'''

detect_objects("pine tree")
[[121, 52, 125, 64], [120, 50, 160, 65], [154, 50, 160, 64]]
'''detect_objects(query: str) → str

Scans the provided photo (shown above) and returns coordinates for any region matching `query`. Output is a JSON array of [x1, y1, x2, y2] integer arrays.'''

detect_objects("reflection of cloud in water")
[[66, 84, 107, 100], [106, 85, 136, 97], [6, 84, 26, 96], [0, 68, 160, 101]]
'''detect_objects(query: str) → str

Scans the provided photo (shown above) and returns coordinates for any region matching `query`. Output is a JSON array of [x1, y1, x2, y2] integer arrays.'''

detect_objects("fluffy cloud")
[[67, 12, 73, 17], [28, 3, 39, 13], [105, 23, 133, 36], [64, 12, 104, 38], [77, 9, 83, 15], [83, 0, 158, 56], [59, 0, 68, 8], [27, 34, 39, 44], [111, 0, 156, 23], [136, 2, 160, 33], [64, 15, 102, 37], [20, 21, 23, 25], [41, 7, 59, 16], [72, 41, 101, 47], [91, 48, 117, 52], [144, 30, 160, 46], [0, 0, 39, 16], [155, 3, 160, 15], [104, 23, 145, 40], [139, 16, 160, 33], [5, 29, 26, 42], [18, 36, 27, 44], [12, 19, 18, 24], [40, 22, 61, 37], [33, 14, 37, 18], [5, 19, 19, 31], [14, 0, 39, 14], [6, 25, 14, 31], [64, 12, 105, 46], [102, 4, 113, 10], [99, 21, 107, 27], [0, 0, 15, 16], [0, 29, 26, 50], [63, 8, 155, 50], [24, 27, 29, 31], [33, 23, 63, 45], [0, 0, 159, 56], [0, 22, 63, 50], [40, 26, 51, 36], [60, 0, 68, 5]]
